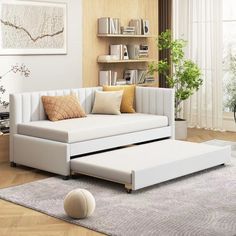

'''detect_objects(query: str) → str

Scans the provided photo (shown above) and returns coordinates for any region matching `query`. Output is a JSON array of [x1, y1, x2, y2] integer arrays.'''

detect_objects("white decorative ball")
[[64, 189, 96, 219]]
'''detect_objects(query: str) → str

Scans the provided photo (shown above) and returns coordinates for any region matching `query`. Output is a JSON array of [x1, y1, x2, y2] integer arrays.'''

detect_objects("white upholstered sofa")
[[10, 86, 175, 178]]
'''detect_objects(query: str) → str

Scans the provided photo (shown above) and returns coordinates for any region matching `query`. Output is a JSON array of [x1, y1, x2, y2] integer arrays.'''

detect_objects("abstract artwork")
[[0, 1, 67, 55]]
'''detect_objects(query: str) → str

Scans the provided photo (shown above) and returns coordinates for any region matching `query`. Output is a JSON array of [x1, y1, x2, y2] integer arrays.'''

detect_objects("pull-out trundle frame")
[[71, 140, 231, 193]]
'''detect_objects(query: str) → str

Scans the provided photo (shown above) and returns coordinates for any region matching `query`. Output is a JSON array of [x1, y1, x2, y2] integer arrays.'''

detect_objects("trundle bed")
[[71, 140, 231, 192], [10, 87, 231, 192]]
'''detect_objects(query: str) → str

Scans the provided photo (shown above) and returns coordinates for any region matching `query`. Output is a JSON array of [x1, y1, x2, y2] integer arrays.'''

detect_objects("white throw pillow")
[[92, 90, 123, 115]]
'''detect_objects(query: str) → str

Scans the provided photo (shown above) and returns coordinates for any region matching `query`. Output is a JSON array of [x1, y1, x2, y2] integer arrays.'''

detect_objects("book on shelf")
[[124, 69, 138, 84], [110, 18, 120, 34], [110, 44, 129, 60], [98, 17, 120, 34], [99, 70, 117, 86], [129, 19, 150, 35], [110, 44, 122, 60], [98, 17, 109, 34], [137, 69, 147, 84], [111, 71, 118, 85], [129, 19, 142, 35], [99, 70, 110, 85]]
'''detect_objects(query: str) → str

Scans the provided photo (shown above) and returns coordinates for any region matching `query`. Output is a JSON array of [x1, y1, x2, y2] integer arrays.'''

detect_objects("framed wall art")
[[0, 1, 67, 55]]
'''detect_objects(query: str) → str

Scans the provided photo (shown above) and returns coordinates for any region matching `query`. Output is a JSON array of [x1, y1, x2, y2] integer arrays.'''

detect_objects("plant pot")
[[175, 119, 187, 140]]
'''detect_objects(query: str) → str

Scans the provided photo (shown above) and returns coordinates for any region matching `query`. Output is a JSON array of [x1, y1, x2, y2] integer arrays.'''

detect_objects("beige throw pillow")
[[42, 94, 86, 121], [92, 90, 123, 115]]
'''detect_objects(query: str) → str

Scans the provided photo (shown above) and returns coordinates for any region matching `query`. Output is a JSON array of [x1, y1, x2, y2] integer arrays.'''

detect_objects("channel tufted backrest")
[[135, 87, 175, 125], [10, 87, 102, 135]]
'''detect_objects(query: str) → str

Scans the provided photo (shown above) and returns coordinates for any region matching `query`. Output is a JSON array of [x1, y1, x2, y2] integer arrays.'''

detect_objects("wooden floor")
[[0, 129, 235, 236]]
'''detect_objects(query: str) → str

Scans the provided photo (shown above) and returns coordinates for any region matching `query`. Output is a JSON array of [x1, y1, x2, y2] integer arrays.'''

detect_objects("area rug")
[[0, 140, 236, 236]]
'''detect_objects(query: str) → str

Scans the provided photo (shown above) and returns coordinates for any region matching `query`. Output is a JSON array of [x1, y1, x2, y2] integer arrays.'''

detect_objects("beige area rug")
[[0, 140, 235, 236]]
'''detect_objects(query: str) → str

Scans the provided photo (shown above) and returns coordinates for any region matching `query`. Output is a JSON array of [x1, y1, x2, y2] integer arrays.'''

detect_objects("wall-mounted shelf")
[[97, 15, 158, 86], [97, 58, 156, 63], [97, 34, 157, 38]]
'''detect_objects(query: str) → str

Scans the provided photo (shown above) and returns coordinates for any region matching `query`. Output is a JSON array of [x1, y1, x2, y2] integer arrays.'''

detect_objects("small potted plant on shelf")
[[148, 29, 202, 139]]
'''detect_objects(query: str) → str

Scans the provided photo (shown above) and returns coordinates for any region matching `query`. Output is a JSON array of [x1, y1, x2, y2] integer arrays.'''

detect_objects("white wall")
[[0, 0, 83, 110]]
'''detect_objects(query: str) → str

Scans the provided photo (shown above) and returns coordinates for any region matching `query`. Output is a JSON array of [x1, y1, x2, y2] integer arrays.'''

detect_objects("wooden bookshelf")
[[82, 0, 158, 87]]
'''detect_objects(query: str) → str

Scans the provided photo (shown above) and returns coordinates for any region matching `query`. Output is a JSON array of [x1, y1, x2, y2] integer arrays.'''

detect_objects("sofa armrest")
[[135, 87, 175, 138]]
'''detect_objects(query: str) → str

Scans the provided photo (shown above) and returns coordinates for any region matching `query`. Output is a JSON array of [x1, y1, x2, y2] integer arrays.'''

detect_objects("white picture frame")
[[0, 1, 67, 55]]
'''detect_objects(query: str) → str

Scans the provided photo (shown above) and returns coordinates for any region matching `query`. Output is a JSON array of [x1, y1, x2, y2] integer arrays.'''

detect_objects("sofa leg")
[[126, 188, 132, 194], [10, 162, 17, 167], [125, 184, 132, 194], [62, 175, 70, 180]]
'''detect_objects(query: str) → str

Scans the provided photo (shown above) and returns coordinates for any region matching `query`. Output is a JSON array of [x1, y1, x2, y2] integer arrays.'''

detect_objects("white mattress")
[[17, 113, 168, 143]]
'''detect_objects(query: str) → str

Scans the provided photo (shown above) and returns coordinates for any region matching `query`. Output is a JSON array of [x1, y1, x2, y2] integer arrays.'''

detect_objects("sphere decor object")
[[64, 189, 96, 219]]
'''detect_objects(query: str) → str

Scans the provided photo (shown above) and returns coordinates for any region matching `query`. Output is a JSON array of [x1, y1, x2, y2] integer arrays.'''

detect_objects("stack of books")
[[0, 112, 9, 120], [139, 45, 149, 58], [121, 26, 135, 35], [0, 112, 9, 134], [99, 70, 117, 86], [145, 77, 155, 84]]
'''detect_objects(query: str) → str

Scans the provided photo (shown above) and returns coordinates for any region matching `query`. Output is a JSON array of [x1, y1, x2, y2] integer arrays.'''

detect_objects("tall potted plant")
[[148, 30, 202, 139]]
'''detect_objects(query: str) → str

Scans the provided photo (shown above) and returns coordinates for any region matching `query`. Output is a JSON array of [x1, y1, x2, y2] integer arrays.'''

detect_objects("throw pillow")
[[92, 90, 123, 115], [42, 94, 86, 121], [103, 85, 136, 113]]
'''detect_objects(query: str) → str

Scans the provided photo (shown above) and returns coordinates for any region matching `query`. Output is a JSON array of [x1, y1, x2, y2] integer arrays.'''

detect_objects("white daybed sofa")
[[10, 86, 175, 178]]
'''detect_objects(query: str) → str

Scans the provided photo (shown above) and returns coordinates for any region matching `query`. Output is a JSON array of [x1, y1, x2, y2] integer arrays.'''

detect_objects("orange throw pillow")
[[103, 85, 136, 113], [42, 94, 86, 121]]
